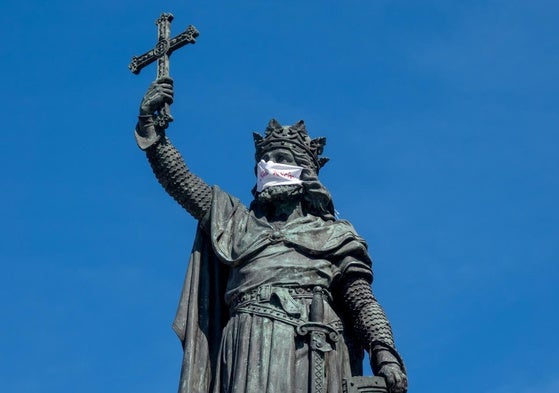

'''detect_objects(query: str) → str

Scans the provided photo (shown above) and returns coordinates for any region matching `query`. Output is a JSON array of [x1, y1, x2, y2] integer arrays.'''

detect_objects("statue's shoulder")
[[296, 216, 367, 251], [328, 218, 361, 237], [201, 186, 249, 231], [211, 185, 248, 210]]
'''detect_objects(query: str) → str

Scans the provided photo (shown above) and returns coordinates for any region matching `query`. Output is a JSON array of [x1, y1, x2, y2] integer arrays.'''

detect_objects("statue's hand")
[[378, 363, 408, 393], [135, 77, 174, 149], [139, 77, 174, 116]]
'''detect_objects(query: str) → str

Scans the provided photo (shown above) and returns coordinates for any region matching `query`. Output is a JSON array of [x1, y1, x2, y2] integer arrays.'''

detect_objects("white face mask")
[[256, 160, 303, 192]]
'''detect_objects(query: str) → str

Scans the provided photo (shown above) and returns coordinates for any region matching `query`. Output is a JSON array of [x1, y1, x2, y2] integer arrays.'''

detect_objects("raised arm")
[[135, 77, 212, 221]]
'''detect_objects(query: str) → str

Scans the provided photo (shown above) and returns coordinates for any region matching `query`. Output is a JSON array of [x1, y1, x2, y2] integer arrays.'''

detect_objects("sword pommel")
[[310, 287, 325, 323]]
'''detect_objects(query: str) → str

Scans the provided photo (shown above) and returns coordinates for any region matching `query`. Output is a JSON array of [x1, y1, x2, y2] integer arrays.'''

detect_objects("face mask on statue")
[[256, 160, 303, 192]]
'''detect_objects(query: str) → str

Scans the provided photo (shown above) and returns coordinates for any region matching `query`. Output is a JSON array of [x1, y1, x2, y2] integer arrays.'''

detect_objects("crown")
[[253, 119, 329, 173]]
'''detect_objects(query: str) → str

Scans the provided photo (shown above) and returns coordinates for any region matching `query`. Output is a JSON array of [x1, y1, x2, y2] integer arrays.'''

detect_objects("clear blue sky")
[[1, 1, 558, 392]]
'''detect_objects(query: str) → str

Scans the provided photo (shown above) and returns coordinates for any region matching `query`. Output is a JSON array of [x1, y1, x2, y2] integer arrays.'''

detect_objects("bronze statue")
[[131, 14, 407, 393]]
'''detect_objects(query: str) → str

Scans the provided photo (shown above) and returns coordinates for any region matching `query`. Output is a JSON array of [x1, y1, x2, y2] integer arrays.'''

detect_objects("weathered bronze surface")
[[131, 12, 408, 393]]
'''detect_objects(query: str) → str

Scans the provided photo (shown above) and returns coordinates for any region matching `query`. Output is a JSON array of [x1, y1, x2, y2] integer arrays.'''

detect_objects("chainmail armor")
[[146, 136, 212, 221], [342, 276, 405, 373]]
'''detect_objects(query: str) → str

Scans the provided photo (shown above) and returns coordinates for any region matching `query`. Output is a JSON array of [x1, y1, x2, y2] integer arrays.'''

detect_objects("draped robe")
[[172, 187, 373, 393]]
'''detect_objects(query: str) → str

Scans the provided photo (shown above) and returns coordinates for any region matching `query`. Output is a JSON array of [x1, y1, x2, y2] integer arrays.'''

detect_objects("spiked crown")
[[253, 119, 329, 173]]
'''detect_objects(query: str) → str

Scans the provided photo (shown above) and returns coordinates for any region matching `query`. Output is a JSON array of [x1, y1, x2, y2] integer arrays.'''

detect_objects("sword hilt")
[[310, 287, 325, 322], [297, 287, 339, 345], [307, 288, 329, 393]]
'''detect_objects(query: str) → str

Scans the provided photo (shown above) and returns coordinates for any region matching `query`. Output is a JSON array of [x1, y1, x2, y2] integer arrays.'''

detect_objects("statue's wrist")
[[138, 114, 154, 126], [139, 105, 153, 116], [135, 115, 162, 150], [370, 346, 401, 370]]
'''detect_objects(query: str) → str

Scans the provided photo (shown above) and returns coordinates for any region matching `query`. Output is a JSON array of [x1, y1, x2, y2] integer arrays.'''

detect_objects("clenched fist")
[[139, 77, 174, 116], [378, 363, 408, 393]]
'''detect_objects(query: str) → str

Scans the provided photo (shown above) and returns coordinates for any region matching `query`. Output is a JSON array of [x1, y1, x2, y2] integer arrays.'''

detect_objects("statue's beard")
[[256, 184, 304, 207]]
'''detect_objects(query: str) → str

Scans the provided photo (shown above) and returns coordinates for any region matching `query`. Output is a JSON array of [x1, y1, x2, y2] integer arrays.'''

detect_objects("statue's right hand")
[[139, 77, 174, 116]]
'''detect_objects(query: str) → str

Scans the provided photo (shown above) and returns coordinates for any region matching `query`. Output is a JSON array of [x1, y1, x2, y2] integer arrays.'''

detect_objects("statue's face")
[[261, 148, 297, 166], [255, 147, 304, 207]]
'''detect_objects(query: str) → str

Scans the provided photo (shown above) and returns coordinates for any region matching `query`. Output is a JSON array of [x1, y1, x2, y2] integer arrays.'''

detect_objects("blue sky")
[[1, 1, 558, 392]]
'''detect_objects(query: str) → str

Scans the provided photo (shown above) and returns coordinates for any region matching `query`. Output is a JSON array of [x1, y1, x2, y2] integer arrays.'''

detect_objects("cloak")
[[172, 226, 229, 393]]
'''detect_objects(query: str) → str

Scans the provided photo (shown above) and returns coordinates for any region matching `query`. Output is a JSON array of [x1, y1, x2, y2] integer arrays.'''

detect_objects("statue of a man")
[[135, 77, 408, 393]]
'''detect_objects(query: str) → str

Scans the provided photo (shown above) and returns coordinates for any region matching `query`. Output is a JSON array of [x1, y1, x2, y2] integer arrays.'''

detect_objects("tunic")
[[173, 187, 373, 393]]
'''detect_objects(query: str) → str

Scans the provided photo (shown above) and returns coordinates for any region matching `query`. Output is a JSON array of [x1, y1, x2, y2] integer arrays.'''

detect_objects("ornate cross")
[[129, 13, 199, 129]]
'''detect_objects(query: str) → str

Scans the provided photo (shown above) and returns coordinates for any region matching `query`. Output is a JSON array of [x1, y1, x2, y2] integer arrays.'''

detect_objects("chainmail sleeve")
[[144, 136, 212, 221], [342, 276, 405, 375]]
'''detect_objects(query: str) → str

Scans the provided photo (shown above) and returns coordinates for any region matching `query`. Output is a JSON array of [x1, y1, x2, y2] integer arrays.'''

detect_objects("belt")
[[229, 284, 332, 312], [233, 303, 344, 333], [229, 284, 343, 333]]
